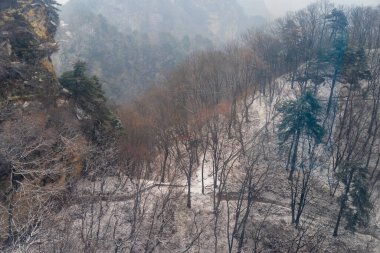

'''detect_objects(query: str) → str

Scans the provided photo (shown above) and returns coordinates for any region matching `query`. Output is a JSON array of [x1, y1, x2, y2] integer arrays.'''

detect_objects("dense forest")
[[1, 0, 380, 252], [54, 11, 214, 101], [53, 0, 268, 102]]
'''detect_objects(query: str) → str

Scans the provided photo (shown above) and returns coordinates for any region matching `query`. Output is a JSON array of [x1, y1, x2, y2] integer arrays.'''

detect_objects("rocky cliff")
[[0, 1, 91, 249], [0, 0, 60, 99]]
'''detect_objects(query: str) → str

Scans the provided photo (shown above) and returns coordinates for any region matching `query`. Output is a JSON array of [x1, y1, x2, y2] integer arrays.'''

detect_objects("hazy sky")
[[57, 0, 379, 18], [264, 0, 379, 17], [57, 0, 69, 4]]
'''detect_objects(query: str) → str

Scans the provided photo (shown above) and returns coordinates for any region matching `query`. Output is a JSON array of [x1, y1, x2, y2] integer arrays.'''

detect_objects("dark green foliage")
[[44, 0, 61, 35], [334, 163, 372, 235], [342, 166, 372, 232], [341, 48, 371, 85], [327, 8, 348, 42], [72, 61, 87, 78], [277, 91, 325, 225], [277, 90, 325, 146], [59, 61, 115, 127], [319, 44, 371, 85], [321, 11, 371, 86], [317, 9, 348, 80], [329, 38, 347, 71], [317, 32, 347, 83]]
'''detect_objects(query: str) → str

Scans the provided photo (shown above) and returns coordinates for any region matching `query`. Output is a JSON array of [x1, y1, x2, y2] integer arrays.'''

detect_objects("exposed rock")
[[56, 98, 68, 107], [75, 105, 91, 120], [0, 1, 91, 248], [0, 39, 12, 56]]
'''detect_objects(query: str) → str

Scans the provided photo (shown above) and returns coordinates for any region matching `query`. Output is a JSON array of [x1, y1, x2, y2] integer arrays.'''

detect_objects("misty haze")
[[0, 0, 380, 252]]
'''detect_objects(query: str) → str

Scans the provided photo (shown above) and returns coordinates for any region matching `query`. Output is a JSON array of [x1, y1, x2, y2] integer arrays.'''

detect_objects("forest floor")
[[44, 78, 380, 252]]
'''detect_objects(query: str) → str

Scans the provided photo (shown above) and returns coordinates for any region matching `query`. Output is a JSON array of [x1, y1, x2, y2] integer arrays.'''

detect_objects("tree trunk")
[[160, 146, 169, 183], [201, 152, 206, 195], [237, 186, 254, 253], [333, 168, 354, 236], [290, 177, 298, 224], [228, 98, 237, 139], [326, 69, 338, 118], [295, 185, 308, 227], [187, 155, 193, 209], [187, 176, 192, 209], [289, 130, 301, 180]]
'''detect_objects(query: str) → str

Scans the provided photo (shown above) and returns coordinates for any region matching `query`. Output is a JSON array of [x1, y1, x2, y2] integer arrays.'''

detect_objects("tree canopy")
[[277, 90, 325, 146], [59, 61, 117, 130]]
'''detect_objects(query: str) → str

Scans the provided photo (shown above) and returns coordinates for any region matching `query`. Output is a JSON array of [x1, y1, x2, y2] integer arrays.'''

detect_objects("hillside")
[[53, 0, 268, 102], [1, 1, 380, 253], [60, 0, 253, 42], [54, 11, 212, 102], [0, 1, 116, 251]]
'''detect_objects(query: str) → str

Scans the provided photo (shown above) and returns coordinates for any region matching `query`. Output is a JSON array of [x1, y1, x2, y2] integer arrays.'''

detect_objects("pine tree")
[[277, 90, 325, 225], [333, 163, 372, 236], [277, 90, 325, 180], [59, 61, 115, 128]]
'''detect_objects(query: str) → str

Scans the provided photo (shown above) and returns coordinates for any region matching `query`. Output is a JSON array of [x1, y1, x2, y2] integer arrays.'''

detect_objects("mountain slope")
[[53, 0, 269, 102], [61, 0, 251, 42], [0, 1, 114, 249], [54, 11, 212, 101]]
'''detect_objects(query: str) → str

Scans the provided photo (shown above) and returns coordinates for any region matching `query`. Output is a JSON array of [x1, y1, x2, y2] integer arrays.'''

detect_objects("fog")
[[58, 0, 379, 19], [263, 0, 379, 17], [57, 0, 70, 4]]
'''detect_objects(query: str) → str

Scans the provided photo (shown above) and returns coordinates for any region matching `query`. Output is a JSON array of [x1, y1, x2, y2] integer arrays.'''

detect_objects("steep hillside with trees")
[[0, 1, 117, 251], [53, 0, 268, 102], [1, 1, 380, 252], [54, 10, 213, 101]]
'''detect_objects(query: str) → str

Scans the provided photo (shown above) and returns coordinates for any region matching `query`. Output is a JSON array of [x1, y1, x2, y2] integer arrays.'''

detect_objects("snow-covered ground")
[[32, 76, 380, 252]]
